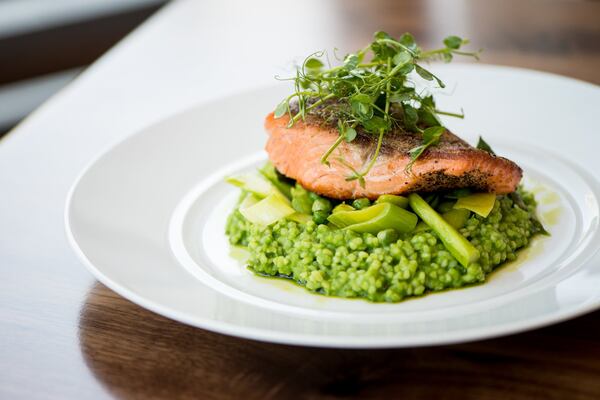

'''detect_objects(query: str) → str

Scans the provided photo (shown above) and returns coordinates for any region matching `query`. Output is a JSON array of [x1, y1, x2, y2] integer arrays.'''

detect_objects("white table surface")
[[1, 0, 351, 296]]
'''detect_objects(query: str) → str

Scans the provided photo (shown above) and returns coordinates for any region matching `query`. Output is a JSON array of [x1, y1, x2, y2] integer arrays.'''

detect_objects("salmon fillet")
[[265, 112, 522, 200]]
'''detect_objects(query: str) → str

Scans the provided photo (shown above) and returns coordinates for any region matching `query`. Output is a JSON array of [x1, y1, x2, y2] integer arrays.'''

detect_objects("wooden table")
[[1, 1, 599, 398]]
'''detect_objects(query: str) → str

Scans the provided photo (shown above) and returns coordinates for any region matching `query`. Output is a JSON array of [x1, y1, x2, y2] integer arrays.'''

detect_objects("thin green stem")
[[324, 61, 385, 76], [290, 93, 335, 125], [320, 134, 345, 165], [338, 157, 364, 183], [452, 50, 480, 60], [358, 129, 385, 178], [435, 109, 465, 118], [285, 91, 319, 100], [419, 48, 480, 60], [418, 48, 447, 59], [384, 57, 392, 117], [376, 38, 417, 56], [370, 102, 387, 115]]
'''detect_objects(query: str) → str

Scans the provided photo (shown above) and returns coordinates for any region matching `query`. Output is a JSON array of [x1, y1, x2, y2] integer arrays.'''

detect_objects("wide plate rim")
[[65, 63, 600, 348]]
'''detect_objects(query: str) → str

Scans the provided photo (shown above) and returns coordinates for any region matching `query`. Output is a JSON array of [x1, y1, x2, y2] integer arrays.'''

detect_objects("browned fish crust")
[[265, 112, 523, 200]]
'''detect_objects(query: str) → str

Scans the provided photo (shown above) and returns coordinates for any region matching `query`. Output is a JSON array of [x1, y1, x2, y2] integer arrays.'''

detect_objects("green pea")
[[352, 198, 371, 210], [377, 228, 399, 245], [312, 211, 329, 224], [311, 198, 332, 224]]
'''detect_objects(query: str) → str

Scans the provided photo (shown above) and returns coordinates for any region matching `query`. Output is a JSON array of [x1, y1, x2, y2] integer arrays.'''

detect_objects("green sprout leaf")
[[275, 31, 479, 183], [408, 144, 427, 162], [415, 65, 434, 81], [393, 50, 412, 66], [398, 32, 418, 53], [344, 127, 357, 142], [421, 95, 436, 108], [402, 103, 419, 131], [305, 57, 324, 70], [351, 94, 374, 119], [423, 125, 445, 143], [362, 116, 390, 133], [443, 35, 463, 50], [374, 31, 392, 40], [343, 54, 359, 70], [389, 87, 415, 103], [274, 101, 287, 118], [415, 65, 446, 88], [418, 107, 442, 127], [476, 136, 496, 155], [406, 126, 445, 171], [389, 92, 411, 103]]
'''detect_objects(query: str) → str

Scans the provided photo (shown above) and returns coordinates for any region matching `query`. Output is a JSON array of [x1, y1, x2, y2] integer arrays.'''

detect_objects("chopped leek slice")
[[290, 183, 313, 214], [259, 162, 292, 199], [239, 192, 259, 209], [287, 212, 312, 224], [374, 194, 409, 208], [240, 192, 295, 226], [332, 203, 355, 213], [454, 193, 496, 218], [226, 173, 274, 198], [327, 202, 418, 234]]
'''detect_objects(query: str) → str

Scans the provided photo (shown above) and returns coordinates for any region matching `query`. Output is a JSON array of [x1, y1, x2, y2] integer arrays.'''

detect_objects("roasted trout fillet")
[[265, 112, 522, 200]]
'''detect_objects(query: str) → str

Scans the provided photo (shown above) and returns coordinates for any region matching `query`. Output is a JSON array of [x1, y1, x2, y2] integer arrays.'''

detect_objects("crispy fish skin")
[[265, 112, 523, 200]]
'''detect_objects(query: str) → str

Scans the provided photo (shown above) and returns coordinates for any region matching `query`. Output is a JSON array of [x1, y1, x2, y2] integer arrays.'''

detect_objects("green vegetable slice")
[[239, 192, 260, 209], [332, 203, 355, 213], [442, 208, 471, 229], [226, 173, 274, 198], [351, 198, 371, 210], [287, 212, 312, 224], [408, 193, 479, 267], [374, 194, 409, 208], [259, 162, 292, 199], [327, 202, 418, 234], [240, 192, 295, 226], [290, 183, 314, 214], [454, 193, 496, 218]]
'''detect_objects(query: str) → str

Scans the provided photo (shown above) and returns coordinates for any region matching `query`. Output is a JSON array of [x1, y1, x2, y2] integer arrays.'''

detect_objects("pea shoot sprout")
[[274, 31, 480, 186]]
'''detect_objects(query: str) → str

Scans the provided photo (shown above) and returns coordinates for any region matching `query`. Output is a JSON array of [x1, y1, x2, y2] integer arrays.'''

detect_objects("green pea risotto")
[[225, 164, 547, 303]]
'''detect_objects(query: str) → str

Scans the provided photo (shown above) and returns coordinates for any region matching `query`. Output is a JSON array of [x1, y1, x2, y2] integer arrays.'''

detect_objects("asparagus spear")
[[408, 193, 479, 268]]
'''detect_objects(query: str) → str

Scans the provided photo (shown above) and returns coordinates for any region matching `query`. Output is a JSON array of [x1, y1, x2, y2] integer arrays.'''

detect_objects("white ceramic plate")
[[66, 64, 600, 348]]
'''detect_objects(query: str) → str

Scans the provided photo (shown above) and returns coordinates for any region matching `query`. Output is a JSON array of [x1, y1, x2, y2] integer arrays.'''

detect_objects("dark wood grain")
[[80, 283, 600, 400], [1, 1, 599, 399]]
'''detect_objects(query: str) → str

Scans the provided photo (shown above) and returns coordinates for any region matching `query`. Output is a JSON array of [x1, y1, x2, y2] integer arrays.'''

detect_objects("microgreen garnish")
[[274, 31, 480, 186], [406, 126, 445, 171], [476, 136, 496, 155]]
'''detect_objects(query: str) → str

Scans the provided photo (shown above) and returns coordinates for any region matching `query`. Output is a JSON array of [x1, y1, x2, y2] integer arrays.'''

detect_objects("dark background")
[[0, 0, 168, 136]]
